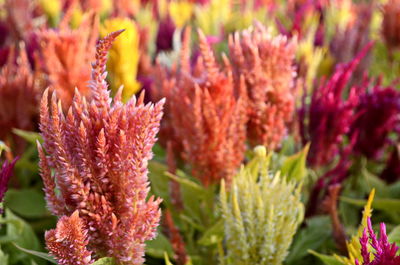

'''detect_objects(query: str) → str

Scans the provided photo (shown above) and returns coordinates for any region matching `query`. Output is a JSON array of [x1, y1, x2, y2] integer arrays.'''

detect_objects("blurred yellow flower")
[[195, 0, 231, 35], [39, 0, 61, 25], [101, 18, 141, 101], [169, 1, 193, 28]]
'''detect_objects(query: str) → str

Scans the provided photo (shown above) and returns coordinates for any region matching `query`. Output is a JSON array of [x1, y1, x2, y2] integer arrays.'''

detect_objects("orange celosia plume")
[[39, 30, 164, 265], [153, 28, 248, 186], [229, 22, 297, 149], [36, 12, 98, 108]]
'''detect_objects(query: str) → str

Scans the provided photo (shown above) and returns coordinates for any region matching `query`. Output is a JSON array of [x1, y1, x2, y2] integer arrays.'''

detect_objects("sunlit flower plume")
[[39, 30, 164, 265], [229, 22, 297, 149]]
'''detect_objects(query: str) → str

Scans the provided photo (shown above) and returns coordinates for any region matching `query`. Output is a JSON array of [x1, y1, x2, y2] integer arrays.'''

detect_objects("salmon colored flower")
[[229, 22, 297, 149], [39, 30, 164, 265], [36, 12, 98, 108]]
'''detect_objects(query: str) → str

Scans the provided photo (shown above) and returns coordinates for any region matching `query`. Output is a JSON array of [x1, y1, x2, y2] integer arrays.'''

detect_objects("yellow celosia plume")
[[101, 18, 141, 101], [334, 189, 375, 265]]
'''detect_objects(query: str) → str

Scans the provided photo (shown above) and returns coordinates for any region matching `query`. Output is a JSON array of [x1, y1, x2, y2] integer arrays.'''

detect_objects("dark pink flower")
[[350, 82, 400, 160], [355, 218, 400, 265], [299, 43, 373, 167]]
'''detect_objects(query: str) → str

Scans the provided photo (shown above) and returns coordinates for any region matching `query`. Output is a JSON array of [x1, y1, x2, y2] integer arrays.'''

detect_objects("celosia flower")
[[0, 157, 18, 212], [36, 12, 98, 108], [382, 0, 400, 52], [155, 16, 176, 54], [335, 189, 375, 265], [355, 218, 400, 265], [220, 146, 304, 265], [229, 22, 297, 149], [154, 28, 248, 186], [39, 30, 164, 264], [330, 3, 373, 84], [350, 82, 400, 160], [45, 211, 92, 265], [0, 46, 43, 151], [100, 18, 141, 102], [299, 43, 372, 167]]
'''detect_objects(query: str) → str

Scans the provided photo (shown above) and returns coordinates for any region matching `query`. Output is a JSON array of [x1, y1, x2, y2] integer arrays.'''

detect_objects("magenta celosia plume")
[[39, 30, 164, 265], [355, 218, 400, 265], [299, 42, 373, 167]]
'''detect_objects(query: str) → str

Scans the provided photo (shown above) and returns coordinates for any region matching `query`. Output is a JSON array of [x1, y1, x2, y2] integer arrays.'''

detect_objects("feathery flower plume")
[[100, 18, 141, 102], [39, 30, 164, 264], [36, 12, 98, 108], [335, 189, 375, 265], [299, 43, 373, 167], [0, 157, 18, 212], [0, 46, 43, 151], [220, 146, 304, 265], [350, 82, 400, 160], [45, 211, 92, 265], [158, 28, 248, 186], [355, 218, 400, 265], [229, 22, 297, 149]]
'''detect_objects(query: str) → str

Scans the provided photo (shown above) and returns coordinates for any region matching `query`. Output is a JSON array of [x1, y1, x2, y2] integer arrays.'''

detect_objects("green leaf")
[[164, 252, 174, 265], [197, 219, 224, 246], [165, 171, 204, 193], [308, 250, 344, 265], [148, 161, 170, 205], [0, 246, 9, 265], [4, 189, 47, 218], [146, 231, 174, 258], [1, 209, 45, 265], [341, 196, 400, 212], [280, 143, 310, 181], [12, 129, 43, 144], [12, 244, 56, 264], [286, 216, 332, 264], [92, 257, 117, 265], [389, 225, 400, 246]]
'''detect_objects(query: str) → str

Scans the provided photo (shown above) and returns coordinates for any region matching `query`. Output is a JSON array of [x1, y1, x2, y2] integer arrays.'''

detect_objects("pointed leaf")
[[281, 143, 310, 181]]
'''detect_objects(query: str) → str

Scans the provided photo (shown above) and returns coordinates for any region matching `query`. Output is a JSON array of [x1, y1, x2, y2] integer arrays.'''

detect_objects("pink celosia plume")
[[39, 30, 164, 265], [229, 22, 297, 149], [45, 211, 93, 265], [0, 45, 44, 152]]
